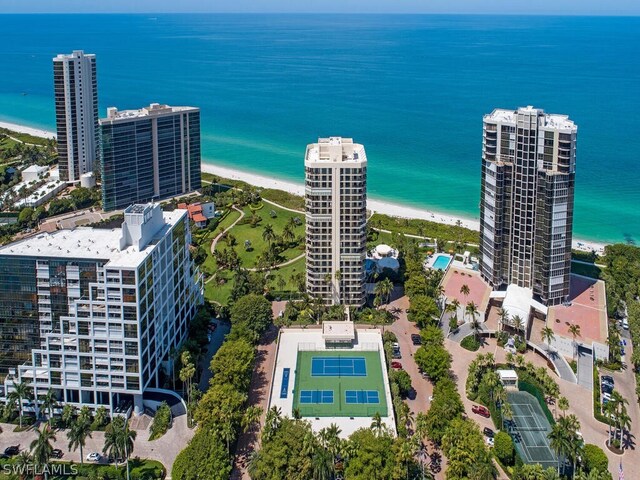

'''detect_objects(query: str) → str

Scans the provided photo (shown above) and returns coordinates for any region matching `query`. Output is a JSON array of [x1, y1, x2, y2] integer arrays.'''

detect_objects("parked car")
[[485, 437, 494, 447], [86, 452, 101, 462], [391, 361, 403, 370], [601, 383, 613, 395], [602, 392, 612, 402], [4, 446, 19, 456], [601, 375, 614, 386], [483, 427, 494, 438], [392, 350, 402, 359], [411, 334, 422, 346], [472, 405, 490, 418], [51, 449, 63, 459]]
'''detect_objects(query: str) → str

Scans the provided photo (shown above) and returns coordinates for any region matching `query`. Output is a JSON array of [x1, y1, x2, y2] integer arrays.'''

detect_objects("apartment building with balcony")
[[0, 203, 202, 415], [53, 50, 99, 183], [480, 106, 577, 306], [304, 137, 367, 307], [100, 103, 201, 211]]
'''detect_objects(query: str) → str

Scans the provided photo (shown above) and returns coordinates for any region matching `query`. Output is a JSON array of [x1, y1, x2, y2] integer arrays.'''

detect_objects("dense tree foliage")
[[172, 428, 232, 480], [493, 431, 514, 465], [407, 295, 440, 327], [229, 294, 273, 342], [414, 344, 451, 382], [424, 378, 464, 444], [442, 417, 495, 480]]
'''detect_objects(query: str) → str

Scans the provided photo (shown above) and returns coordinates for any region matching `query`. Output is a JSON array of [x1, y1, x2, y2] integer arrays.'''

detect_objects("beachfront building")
[[99, 103, 202, 211], [480, 106, 577, 306], [304, 137, 367, 307], [53, 51, 99, 183], [0, 203, 203, 415]]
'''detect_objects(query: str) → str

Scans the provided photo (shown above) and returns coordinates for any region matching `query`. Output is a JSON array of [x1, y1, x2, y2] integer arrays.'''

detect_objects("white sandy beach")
[[1, 120, 607, 253], [0, 120, 56, 139]]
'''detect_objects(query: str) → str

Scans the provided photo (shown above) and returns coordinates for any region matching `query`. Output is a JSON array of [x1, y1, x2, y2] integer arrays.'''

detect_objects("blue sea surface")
[[0, 14, 638, 243]]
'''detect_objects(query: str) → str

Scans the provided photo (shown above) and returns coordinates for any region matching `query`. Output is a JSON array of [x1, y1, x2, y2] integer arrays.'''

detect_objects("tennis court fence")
[[297, 342, 380, 351]]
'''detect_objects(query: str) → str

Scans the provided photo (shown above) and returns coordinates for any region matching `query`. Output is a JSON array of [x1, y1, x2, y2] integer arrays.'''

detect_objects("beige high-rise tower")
[[305, 137, 367, 307], [480, 106, 577, 306]]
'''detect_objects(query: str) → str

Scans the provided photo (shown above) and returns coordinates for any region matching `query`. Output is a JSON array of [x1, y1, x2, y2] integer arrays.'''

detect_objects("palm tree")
[[558, 396, 569, 418], [9, 380, 32, 428], [370, 412, 384, 436], [39, 388, 58, 421], [497, 307, 509, 331], [568, 324, 581, 360], [30, 423, 56, 479], [262, 223, 276, 245], [540, 327, 554, 352], [396, 437, 415, 480], [602, 400, 616, 444], [548, 422, 570, 475], [512, 315, 525, 338], [103, 417, 136, 477], [374, 278, 394, 306], [67, 415, 93, 464], [14, 450, 32, 480], [241, 406, 263, 434], [263, 406, 282, 441], [505, 351, 515, 367], [282, 224, 296, 244], [460, 284, 470, 309], [466, 301, 480, 339]]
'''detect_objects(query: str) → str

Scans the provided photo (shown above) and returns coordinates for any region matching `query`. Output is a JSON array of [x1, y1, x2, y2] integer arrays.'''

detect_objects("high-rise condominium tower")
[[480, 106, 577, 306], [305, 137, 367, 307], [53, 50, 99, 182], [0, 203, 202, 414], [100, 103, 201, 211]]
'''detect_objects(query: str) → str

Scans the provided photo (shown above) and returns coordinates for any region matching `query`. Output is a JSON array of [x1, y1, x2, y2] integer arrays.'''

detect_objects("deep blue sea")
[[0, 14, 638, 243]]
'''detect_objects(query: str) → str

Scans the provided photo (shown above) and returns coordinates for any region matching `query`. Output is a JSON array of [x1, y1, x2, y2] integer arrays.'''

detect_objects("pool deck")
[[441, 266, 492, 320]]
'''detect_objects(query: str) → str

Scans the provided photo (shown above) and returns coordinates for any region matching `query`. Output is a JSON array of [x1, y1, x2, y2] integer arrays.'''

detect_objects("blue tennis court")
[[345, 390, 380, 404], [311, 356, 367, 377], [280, 368, 290, 399], [299, 390, 334, 404]]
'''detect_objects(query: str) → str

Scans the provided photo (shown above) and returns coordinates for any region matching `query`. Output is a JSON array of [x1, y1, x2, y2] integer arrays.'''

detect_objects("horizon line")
[[1, 12, 639, 17]]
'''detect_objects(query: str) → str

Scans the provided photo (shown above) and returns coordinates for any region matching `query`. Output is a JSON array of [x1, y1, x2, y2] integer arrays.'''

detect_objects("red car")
[[391, 361, 403, 370], [472, 405, 490, 418]]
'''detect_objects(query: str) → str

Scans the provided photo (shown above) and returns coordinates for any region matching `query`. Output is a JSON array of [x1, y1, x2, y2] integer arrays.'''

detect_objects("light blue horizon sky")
[[2, 0, 639, 15]]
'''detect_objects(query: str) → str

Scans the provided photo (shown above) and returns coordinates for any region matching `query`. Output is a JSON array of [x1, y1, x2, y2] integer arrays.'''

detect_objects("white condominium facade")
[[480, 106, 577, 306], [53, 50, 99, 183], [305, 137, 367, 307], [0, 204, 203, 415]]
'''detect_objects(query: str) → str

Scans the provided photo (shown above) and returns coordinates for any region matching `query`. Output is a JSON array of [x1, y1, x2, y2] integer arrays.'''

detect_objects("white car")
[[485, 437, 494, 447], [86, 452, 101, 462]]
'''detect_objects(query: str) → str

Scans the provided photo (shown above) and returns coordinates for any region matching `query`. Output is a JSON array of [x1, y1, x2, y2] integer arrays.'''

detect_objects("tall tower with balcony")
[[304, 137, 367, 307], [479, 106, 577, 305]]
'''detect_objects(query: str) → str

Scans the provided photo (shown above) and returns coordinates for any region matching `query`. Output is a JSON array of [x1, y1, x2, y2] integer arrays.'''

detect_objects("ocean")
[[0, 14, 638, 243]]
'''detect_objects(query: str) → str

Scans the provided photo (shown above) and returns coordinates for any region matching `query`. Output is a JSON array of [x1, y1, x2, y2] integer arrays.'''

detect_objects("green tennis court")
[[293, 350, 388, 418], [506, 391, 557, 469]]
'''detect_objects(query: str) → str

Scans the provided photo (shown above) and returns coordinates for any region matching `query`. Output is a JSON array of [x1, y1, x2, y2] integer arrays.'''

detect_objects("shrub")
[[461, 335, 480, 351], [582, 444, 609, 475], [149, 402, 172, 440], [494, 431, 514, 465], [390, 369, 412, 397]]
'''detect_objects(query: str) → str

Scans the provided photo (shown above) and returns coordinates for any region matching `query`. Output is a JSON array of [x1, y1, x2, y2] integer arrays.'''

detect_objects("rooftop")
[[53, 50, 95, 61], [305, 137, 367, 164], [101, 103, 198, 124], [0, 206, 186, 268], [484, 106, 576, 132]]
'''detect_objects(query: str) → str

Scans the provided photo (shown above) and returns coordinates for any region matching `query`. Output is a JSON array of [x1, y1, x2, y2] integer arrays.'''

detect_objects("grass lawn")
[[292, 350, 388, 418], [267, 255, 305, 291], [370, 212, 479, 245], [214, 204, 304, 268]]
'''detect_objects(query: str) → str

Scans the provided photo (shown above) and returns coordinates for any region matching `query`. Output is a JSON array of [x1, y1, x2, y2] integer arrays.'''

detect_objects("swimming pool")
[[432, 254, 452, 271]]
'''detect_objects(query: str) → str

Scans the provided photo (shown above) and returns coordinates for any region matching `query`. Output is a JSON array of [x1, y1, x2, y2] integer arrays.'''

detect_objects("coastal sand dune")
[[1, 120, 606, 253]]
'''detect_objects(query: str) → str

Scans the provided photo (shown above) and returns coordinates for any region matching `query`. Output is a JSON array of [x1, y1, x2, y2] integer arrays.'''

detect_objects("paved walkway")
[[230, 324, 279, 480], [577, 347, 594, 390]]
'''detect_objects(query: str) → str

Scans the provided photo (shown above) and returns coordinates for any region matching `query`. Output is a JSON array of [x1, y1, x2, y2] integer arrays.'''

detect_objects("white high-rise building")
[[480, 106, 577, 306], [305, 137, 367, 307], [53, 50, 99, 183], [0, 204, 202, 415]]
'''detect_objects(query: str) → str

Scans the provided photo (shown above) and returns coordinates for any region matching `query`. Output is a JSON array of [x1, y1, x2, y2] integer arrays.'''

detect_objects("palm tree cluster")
[[602, 390, 632, 450], [103, 416, 137, 477], [373, 277, 394, 308], [548, 413, 583, 478]]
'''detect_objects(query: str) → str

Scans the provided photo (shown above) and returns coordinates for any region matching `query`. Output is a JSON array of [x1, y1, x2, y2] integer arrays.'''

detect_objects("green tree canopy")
[[172, 428, 232, 480], [229, 294, 272, 343], [407, 295, 440, 328]]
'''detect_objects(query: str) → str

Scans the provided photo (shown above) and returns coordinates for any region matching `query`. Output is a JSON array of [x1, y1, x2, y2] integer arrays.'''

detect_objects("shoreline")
[[0, 119, 608, 253]]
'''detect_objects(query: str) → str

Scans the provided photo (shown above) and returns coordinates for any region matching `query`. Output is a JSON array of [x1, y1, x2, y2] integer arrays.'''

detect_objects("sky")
[[2, 0, 639, 15]]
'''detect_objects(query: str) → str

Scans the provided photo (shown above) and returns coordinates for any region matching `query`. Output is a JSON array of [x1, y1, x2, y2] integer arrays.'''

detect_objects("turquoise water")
[[0, 14, 638, 243], [433, 254, 453, 271]]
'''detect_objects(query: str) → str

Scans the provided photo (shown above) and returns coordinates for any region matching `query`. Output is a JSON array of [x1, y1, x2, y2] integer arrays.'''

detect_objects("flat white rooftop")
[[101, 103, 198, 124], [484, 106, 576, 131], [305, 137, 366, 164], [0, 208, 186, 268], [322, 321, 355, 342]]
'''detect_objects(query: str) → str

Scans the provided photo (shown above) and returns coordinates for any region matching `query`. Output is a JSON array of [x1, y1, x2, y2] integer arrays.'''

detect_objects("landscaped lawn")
[[266, 255, 306, 291], [214, 204, 304, 268]]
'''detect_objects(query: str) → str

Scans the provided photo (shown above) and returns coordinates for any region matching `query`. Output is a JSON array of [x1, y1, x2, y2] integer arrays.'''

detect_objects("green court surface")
[[506, 391, 557, 469], [293, 350, 388, 418]]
